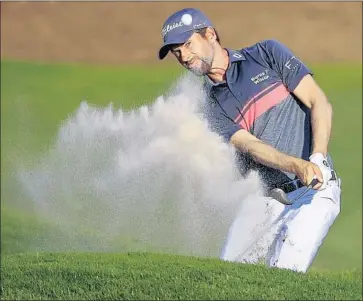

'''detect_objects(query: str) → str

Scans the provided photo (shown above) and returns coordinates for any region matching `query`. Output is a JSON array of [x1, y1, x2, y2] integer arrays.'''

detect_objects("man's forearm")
[[232, 137, 301, 175], [310, 100, 332, 157]]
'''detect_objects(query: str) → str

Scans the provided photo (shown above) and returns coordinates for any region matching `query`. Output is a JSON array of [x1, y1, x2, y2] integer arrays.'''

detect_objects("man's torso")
[[203, 40, 313, 188]]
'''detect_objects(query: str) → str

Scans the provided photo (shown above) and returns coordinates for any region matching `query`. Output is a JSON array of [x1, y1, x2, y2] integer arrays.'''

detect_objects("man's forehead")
[[170, 35, 195, 51], [174, 32, 203, 46], [170, 42, 185, 51]]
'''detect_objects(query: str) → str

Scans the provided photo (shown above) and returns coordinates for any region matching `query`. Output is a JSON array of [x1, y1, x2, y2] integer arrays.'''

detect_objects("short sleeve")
[[258, 39, 313, 92]]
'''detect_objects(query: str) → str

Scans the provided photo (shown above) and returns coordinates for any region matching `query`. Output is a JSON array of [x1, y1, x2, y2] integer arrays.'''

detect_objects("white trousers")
[[220, 177, 341, 273]]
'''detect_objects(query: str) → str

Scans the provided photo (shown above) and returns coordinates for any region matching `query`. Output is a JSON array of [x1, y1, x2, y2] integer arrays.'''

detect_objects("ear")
[[206, 27, 216, 43]]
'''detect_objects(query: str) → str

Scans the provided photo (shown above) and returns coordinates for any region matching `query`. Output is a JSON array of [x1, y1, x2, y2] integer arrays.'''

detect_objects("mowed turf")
[[1, 252, 362, 300], [1, 60, 362, 299]]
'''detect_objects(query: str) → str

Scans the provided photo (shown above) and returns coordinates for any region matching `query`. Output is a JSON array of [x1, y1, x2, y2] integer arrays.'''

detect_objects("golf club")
[[269, 175, 320, 205]]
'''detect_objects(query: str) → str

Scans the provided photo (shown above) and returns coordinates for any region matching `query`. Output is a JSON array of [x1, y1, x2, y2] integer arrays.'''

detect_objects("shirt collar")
[[203, 48, 245, 89], [225, 48, 246, 63], [204, 74, 222, 87]]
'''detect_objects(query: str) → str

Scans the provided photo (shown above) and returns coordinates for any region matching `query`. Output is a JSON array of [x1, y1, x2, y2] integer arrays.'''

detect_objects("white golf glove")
[[309, 153, 332, 190]]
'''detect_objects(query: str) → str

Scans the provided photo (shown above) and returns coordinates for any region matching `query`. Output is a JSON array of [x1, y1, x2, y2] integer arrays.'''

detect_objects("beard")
[[185, 55, 213, 76]]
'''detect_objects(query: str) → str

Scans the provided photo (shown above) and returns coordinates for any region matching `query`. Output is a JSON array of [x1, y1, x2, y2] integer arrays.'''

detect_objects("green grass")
[[1, 60, 362, 299], [1, 252, 362, 300]]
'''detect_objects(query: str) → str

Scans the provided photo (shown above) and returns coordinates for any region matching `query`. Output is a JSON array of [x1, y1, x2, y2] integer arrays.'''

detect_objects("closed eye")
[[171, 49, 181, 58]]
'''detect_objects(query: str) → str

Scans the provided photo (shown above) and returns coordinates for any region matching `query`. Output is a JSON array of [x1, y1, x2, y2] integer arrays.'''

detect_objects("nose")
[[179, 47, 190, 64]]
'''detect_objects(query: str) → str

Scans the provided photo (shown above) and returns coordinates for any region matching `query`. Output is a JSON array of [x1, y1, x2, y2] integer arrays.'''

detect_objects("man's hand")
[[292, 159, 324, 190], [308, 152, 332, 190], [230, 129, 324, 189]]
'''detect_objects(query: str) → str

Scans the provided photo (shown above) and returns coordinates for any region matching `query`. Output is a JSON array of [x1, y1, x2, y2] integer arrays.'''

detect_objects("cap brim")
[[158, 44, 174, 60], [157, 31, 194, 60]]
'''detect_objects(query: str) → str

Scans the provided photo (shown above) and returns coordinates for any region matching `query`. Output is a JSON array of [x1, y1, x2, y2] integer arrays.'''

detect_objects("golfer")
[[157, 7, 341, 273]]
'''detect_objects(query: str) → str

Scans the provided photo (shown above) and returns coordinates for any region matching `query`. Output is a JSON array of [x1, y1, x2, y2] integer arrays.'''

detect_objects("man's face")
[[170, 31, 215, 76]]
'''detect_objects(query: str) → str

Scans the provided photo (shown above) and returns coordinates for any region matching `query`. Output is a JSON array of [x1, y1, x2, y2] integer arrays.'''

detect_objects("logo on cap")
[[162, 21, 184, 37], [161, 13, 195, 38], [181, 14, 193, 25]]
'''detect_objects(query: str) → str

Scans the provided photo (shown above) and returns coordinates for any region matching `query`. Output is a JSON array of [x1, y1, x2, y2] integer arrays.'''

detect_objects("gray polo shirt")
[[202, 39, 314, 188]]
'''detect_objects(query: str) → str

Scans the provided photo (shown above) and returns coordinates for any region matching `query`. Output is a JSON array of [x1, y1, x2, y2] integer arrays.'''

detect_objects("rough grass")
[[1, 252, 362, 300]]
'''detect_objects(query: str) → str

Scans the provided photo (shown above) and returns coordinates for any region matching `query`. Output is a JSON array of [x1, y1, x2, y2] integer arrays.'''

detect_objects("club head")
[[268, 188, 294, 205], [268, 176, 320, 206]]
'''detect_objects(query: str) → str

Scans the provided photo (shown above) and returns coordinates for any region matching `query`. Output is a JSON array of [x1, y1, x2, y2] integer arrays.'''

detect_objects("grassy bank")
[[1, 252, 362, 300]]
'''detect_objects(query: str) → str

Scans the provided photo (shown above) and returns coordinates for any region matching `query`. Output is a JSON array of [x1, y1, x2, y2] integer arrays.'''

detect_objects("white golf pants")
[[220, 177, 341, 273]]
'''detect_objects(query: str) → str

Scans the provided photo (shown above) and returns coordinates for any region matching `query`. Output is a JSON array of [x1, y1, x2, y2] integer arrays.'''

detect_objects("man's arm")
[[230, 129, 303, 174], [292, 74, 332, 157], [230, 128, 323, 188], [230, 73, 333, 189], [258, 40, 333, 156], [229, 72, 332, 188]]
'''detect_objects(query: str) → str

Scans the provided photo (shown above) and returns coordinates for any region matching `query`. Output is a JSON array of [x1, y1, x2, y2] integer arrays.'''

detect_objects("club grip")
[[309, 177, 320, 188]]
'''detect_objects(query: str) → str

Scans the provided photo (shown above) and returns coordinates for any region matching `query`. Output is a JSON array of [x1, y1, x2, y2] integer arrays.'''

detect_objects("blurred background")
[[1, 2, 362, 65], [1, 2, 362, 272]]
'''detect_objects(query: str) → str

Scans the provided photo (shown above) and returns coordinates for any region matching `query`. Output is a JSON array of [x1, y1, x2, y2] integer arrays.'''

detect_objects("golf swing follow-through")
[[157, 8, 341, 273]]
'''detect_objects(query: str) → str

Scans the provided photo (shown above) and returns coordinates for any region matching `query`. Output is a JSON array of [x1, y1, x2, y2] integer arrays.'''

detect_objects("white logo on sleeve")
[[285, 56, 300, 71]]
